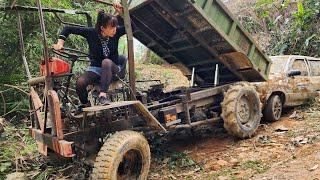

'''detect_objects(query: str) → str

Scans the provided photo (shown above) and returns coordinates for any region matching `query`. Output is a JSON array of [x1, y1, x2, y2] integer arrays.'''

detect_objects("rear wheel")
[[221, 82, 262, 138], [263, 95, 283, 122], [91, 131, 150, 180]]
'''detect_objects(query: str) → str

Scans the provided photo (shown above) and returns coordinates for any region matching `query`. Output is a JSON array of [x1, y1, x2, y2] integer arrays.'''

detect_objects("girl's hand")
[[53, 39, 65, 51], [113, 2, 123, 14]]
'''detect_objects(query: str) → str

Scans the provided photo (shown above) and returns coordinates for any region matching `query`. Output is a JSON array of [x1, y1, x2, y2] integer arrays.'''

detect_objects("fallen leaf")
[[274, 125, 289, 132], [169, 174, 177, 180], [308, 164, 318, 171]]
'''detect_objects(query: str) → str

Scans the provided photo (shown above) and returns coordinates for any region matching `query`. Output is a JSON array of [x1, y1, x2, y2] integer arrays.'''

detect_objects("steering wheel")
[[52, 47, 89, 62]]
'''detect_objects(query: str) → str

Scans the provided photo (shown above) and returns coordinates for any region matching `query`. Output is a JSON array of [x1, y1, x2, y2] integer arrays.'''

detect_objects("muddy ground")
[[146, 101, 320, 180]]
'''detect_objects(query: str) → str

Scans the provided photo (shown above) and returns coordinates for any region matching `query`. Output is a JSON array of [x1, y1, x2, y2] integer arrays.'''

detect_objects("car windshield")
[[269, 56, 288, 75]]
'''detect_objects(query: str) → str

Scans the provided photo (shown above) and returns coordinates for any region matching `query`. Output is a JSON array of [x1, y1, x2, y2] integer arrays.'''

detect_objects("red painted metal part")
[[40, 57, 71, 76], [29, 87, 44, 132], [30, 128, 74, 158], [47, 90, 64, 139]]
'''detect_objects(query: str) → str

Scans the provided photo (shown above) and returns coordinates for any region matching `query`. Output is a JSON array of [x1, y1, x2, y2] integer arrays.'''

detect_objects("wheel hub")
[[273, 97, 282, 119], [118, 149, 142, 180], [237, 96, 251, 124]]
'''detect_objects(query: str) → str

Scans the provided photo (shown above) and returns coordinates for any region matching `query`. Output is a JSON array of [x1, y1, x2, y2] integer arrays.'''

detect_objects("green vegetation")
[[253, 0, 319, 56], [168, 152, 197, 169], [240, 160, 269, 174], [208, 160, 269, 179], [0, 121, 38, 179]]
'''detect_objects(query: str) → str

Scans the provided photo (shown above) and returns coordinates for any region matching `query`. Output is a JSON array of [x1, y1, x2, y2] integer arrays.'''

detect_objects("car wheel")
[[264, 95, 283, 122]]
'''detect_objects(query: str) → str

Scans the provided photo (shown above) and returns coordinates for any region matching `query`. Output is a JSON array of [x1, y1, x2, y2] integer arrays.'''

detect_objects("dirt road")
[[148, 102, 320, 179]]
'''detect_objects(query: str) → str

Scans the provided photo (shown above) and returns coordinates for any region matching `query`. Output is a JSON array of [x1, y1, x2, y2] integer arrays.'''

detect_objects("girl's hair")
[[95, 10, 118, 31]]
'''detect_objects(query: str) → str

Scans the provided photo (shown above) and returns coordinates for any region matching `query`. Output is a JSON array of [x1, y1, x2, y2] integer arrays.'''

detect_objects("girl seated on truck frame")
[[53, 2, 130, 114]]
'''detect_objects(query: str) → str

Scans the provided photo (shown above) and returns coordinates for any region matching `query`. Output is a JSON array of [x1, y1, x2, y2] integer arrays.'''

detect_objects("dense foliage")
[[253, 0, 319, 56]]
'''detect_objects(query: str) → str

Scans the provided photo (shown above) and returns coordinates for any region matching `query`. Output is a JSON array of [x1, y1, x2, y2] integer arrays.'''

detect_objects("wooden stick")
[[3, 84, 28, 95], [10, 0, 17, 8], [0, 92, 6, 114], [1, 102, 22, 117]]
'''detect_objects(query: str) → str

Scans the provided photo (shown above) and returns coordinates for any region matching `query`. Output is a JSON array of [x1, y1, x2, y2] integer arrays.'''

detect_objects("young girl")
[[53, 3, 128, 113]]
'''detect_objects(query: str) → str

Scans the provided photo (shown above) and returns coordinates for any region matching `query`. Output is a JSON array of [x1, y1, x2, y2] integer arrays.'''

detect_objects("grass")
[[168, 152, 197, 169], [240, 160, 269, 174], [209, 168, 237, 179], [0, 120, 38, 179], [286, 130, 298, 137], [207, 160, 269, 179], [0, 120, 81, 179], [149, 150, 204, 179], [154, 150, 269, 179]]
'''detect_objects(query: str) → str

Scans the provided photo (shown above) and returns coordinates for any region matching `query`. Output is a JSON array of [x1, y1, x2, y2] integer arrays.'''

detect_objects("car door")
[[286, 58, 311, 106], [307, 58, 320, 96]]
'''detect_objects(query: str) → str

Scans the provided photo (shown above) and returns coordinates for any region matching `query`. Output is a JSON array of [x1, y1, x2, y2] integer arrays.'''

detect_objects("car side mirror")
[[288, 70, 301, 77]]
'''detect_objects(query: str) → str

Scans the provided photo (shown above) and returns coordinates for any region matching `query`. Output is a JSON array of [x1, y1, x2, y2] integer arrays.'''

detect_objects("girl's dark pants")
[[76, 55, 127, 105]]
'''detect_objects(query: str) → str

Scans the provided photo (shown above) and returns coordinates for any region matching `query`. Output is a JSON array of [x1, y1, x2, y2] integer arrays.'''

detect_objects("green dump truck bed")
[[129, 0, 271, 85]]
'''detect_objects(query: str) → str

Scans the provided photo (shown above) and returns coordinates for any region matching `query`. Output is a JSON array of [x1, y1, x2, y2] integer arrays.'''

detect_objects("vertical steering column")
[[121, 0, 136, 100]]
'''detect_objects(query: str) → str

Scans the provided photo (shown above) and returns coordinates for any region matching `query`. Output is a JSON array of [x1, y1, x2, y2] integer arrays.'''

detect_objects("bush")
[[254, 0, 320, 57]]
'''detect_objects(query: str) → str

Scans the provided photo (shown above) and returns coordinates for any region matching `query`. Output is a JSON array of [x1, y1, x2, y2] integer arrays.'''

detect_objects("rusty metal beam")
[[30, 87, 44, 131], [47, 90, 64, 139], [187, 59, 218, 67], [64, 120, 131, 142], [3, 5, 93, 27], [17, 11, 31, 80], [169, 117, 220, 129], [28, 76, 46, 86], [36, 0, 52, 143], [122, 0, 136, 99], [83, 101, 167, 132], [83, 101, 138, 112], [160, 85, 229, 114], [35, 0, 52, 92], [168, 44, 201, 53], [30, 128, 74, 158]]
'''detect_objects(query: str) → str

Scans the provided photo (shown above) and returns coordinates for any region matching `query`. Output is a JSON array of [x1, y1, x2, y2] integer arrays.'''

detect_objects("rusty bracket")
[[30, 128, 75, 157]]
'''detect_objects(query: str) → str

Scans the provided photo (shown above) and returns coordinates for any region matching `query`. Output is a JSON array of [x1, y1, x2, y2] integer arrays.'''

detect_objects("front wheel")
[[91, 131, 150, 180]]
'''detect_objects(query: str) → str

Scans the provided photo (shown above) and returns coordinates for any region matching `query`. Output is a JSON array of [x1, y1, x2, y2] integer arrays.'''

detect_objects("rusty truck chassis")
[[5, 0, 261, 159]]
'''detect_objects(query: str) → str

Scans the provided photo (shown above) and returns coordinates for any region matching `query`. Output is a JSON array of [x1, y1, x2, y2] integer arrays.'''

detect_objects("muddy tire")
[[91, 130, 150, 180], [263, 95, 282, 122], [221, 82, 261, 138]]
